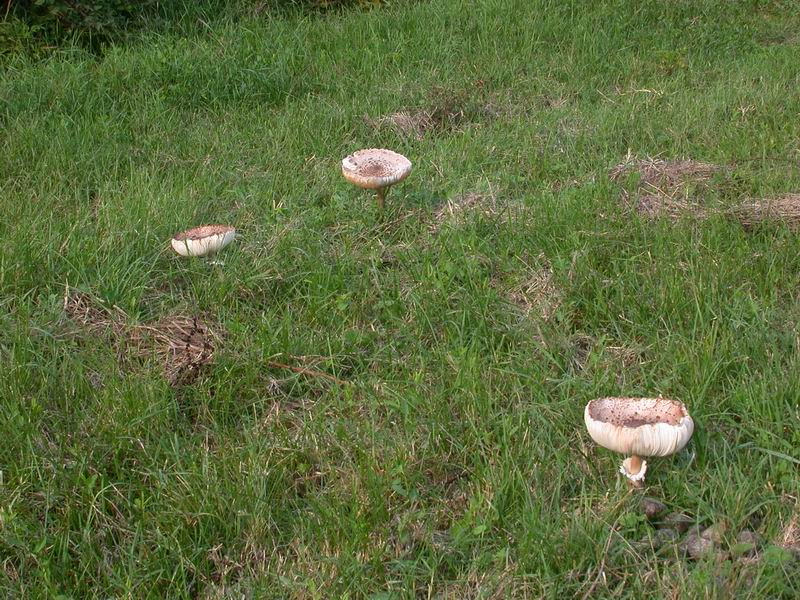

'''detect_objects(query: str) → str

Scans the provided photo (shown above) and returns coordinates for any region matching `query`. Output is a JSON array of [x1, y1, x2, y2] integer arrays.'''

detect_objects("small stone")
[[632, 528, 678, 553], [731, 542, 756, 559], [653, 528, 679, 548], [659, 512, 694, 533], [641, 497, 667, 520], [736, 530, 762, 547], [634, 528, 678, 551], [701, 523, 728, 544], [732, 530, 761, 558], [682, 530, 716, 560]]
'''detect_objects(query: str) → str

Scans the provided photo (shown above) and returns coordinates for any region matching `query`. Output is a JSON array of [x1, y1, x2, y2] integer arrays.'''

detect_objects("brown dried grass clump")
[[506, 255, 561, 322], [64, 289, 221, 386], [431, 187, 517, 233], [367, 87, 504, 140], [64, 291, 125, 334], [729, 194, 800, 231], [610, 153, 722, 220], [431, 192, 494, 231], [366, 111, 435, 140], [778, 511, 800, 554]]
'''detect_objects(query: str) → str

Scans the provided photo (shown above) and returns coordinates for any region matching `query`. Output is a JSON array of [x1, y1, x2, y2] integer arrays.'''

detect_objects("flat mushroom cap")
[[171, 224, 236, 257], [342, 148, 412, 190], [584, 397, 693, 457]]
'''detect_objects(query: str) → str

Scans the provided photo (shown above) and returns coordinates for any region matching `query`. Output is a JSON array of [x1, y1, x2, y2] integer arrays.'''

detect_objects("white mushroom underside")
[[171, 230, 236, 257], [342, 149, 412, 190], [584, 398, 694, 457]]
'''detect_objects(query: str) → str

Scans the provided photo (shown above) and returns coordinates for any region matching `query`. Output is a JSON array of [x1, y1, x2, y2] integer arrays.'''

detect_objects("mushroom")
[[341, 148, 412, 210], [171, 225, 236, 258], [584, 397, 694, 487]]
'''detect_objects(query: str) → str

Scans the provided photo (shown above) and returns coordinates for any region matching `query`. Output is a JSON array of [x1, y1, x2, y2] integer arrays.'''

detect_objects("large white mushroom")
[[342, 148, 412, 210], [584, 397, 694, 486], [171, 225, 236, 258]]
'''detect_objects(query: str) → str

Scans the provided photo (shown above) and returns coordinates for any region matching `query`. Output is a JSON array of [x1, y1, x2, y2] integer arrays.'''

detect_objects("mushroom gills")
[[584, 397, 694, 485]]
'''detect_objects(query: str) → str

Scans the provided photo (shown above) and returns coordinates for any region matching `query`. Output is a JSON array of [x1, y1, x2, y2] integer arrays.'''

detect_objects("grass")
[[2, 0, 800, 596]]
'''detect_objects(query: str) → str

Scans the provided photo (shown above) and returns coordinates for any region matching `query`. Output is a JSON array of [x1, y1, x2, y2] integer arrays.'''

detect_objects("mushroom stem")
[[620, 455, 647, 488], [376, 188, 387, 210], [628, 455, 643, 475]]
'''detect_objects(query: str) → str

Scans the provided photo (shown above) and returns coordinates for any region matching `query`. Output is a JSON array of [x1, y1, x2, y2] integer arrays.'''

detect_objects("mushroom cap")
[[584, 397, 693, 457], [171, 225, 236, 257], [341, 148, 412, 190]]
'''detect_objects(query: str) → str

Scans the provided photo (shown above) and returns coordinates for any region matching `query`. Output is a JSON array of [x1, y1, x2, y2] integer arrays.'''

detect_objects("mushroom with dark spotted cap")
[[171, 225, 236, 257], [584, 397, 694, 486], [342, 148, 412, 210]]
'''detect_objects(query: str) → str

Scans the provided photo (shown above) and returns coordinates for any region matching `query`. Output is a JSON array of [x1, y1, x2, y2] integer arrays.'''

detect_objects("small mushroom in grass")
[[342, 148, 412, 210], [171, 225, 236, 258], [584, 397, 694, 487]]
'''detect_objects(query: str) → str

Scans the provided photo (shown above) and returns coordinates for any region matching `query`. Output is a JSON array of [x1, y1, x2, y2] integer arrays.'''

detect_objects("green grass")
[[2, 0, 800, 597]]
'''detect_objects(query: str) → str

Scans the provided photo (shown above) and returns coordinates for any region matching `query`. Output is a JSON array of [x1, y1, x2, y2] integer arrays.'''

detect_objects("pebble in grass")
[[732, 530, 762, 559], [681, 528, 717, 560], [658, 512, 694, 534], [701, 522, 728, 545], [678, 523, 732, 561], [640, 497, 667, 520], [634, 528, 679, 552]]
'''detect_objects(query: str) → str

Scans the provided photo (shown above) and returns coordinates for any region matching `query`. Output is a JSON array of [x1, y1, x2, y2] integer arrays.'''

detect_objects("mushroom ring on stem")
[[342, 148, 412, 210], [171, 225, 236, 257], [584, 397, 694, 486]]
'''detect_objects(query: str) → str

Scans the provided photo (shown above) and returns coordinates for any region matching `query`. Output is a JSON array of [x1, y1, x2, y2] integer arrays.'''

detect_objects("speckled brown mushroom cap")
[[584, 397, 694, 457], [341, 148, 412, 190], [171, 225, 236, 257], [173, 225, 234, 242]]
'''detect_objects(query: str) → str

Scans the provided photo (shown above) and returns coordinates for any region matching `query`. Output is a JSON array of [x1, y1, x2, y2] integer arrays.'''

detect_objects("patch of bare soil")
[[64, 289, 221, 386], [729, 194, 800, 231], [610, 153, 722, 220]]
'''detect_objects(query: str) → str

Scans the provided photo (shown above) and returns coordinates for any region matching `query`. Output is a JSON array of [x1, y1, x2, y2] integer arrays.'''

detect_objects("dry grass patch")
[[729, 194, 800, 231], [610, 153, 723, 220], [504, 254, 561, 322], [777, 509, 800, 555], [611, 154, 800, 230], [366, 86, 505, 140], [366, 110, 435, 140], [431, 191, 496, 231], [433, 564, 525, 600], [431, 187, 519, 233], [64, 289, 221, 386]]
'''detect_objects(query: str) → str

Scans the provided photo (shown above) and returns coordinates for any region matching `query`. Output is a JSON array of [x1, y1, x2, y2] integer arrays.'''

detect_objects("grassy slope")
[[2, 0, 800, 596]]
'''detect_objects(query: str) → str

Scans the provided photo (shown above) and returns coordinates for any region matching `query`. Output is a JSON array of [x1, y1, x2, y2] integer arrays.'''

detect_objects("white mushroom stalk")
[[342, 148, 412, 210], [171, 225, 236, 258], [584, 397, 694, 487]]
